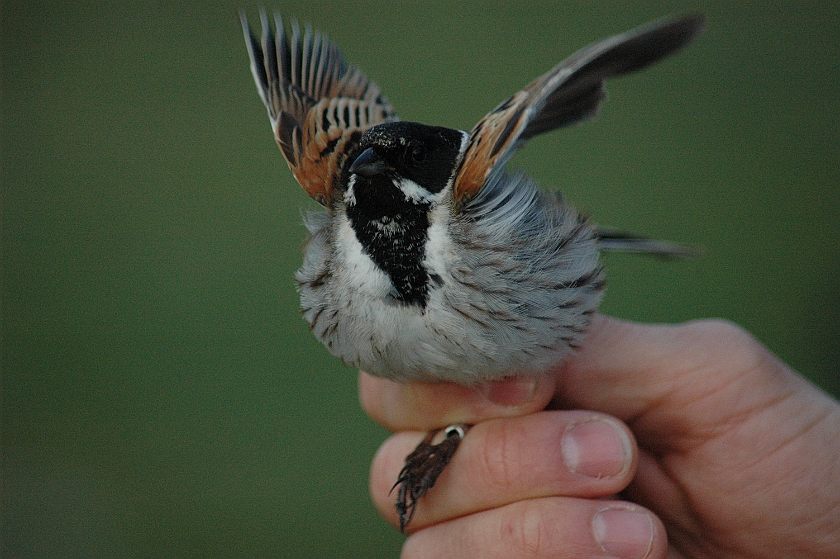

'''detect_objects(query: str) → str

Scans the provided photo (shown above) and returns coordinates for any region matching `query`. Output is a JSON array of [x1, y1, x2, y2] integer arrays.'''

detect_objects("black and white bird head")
[[340, 122, 469, 307], [345, 122, 468, 212]]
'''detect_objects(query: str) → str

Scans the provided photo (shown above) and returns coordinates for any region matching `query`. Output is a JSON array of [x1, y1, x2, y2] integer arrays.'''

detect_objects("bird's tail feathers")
[[596, 227, 701, 259]]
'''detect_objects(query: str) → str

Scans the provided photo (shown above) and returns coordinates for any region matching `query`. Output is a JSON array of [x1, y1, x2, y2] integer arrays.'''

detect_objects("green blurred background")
[[3, 1, 838, 557]]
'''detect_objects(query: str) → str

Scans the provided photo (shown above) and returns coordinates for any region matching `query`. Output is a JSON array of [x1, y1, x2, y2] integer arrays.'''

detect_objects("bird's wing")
[[241, 10, 398, 206], [452, 14, 705, 208]]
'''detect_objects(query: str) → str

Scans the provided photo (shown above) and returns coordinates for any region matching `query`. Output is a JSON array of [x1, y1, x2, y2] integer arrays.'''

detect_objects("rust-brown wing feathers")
[[453, 14, 705, 207], [241, 10, 398, 206]]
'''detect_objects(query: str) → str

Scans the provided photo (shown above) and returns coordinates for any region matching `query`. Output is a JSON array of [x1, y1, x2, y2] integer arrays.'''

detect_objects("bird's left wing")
[[452, 14, 705, 208], [241, 10, 398, 206]]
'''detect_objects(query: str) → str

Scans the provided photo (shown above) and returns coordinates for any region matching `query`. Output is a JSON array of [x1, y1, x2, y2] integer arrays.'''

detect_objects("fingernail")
[[480, 377, 538, 407], [561, 418, 632, 479], [592, 505, 655, 559]]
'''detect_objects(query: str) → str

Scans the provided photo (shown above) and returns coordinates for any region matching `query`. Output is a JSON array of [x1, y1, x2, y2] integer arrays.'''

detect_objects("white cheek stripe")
[[397, 177, 445, 205], [345, 174, 357, 205], [447, 130, 471, 189], [423, 205, 453, 281]]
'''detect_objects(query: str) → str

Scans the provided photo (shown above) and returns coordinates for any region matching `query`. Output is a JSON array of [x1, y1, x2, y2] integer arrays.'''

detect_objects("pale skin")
[[361, 314, 840, 559]]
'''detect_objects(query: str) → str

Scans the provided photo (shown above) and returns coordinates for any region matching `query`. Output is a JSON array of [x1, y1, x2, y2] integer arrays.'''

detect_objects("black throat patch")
[[346, 175, 432, 307]]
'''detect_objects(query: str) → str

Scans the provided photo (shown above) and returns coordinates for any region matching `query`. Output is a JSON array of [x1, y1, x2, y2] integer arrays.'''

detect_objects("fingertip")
[[368, 431, 428, 529], [561, 415, 636, 481], [368, 432, 399, 522], [592, 503, 668, 559]]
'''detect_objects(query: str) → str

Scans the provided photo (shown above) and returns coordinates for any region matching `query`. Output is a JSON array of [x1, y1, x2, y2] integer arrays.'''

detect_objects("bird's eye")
[[410, 145, 426, 163]]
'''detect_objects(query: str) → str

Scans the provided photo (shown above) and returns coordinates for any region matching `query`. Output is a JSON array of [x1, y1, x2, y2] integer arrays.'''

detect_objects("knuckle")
[[477, 419, 528, 491], [499, 499, 565, 558], [679, 318, 770, 374], [684, 317, 751, 346]]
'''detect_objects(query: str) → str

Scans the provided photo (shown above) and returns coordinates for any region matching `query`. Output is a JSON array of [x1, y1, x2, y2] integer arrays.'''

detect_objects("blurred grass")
[[3, 1, 838, 557]]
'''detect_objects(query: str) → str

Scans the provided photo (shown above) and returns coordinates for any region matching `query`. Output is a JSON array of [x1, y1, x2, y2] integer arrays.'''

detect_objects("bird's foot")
[[391, 424, 469, 532]]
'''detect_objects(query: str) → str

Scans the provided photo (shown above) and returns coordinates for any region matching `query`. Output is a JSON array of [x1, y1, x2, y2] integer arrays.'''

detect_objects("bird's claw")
[[391, 424, 469, 532]]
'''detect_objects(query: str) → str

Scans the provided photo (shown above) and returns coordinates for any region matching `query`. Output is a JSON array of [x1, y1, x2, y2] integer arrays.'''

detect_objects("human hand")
[[361, 315, 840, 558]]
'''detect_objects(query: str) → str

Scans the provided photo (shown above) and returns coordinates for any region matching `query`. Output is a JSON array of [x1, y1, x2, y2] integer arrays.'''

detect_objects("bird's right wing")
[[241, 10, 398, 206]]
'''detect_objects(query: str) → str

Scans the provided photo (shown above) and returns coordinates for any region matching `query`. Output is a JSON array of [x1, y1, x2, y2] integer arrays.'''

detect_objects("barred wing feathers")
[[241, 10, 398, 205], [453, 15, 705, 207]]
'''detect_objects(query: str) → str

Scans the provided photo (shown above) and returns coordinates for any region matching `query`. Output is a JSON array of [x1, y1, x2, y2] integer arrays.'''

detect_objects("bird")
[[240, 10, 705, 530]]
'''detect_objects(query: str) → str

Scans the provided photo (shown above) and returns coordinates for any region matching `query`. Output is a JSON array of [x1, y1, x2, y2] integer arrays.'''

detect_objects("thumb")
[[555, 314, 810, 430]]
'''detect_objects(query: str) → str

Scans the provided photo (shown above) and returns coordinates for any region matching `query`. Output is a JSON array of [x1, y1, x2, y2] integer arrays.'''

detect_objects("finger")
[[401, 498, 667, 559], [370, 411, 637, 530], [359, 371, 558, 431]]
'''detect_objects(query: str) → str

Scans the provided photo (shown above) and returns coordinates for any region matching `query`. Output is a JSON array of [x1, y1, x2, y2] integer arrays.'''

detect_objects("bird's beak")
[[349, 148, 388, 178]]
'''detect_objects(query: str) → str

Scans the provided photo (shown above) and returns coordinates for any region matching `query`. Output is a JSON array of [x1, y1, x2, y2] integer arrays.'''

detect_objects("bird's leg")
[[391, 424, 470, 532]]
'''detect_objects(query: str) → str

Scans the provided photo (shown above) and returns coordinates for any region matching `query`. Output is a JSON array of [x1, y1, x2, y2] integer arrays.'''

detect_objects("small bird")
[[241, 10, 704, 530]]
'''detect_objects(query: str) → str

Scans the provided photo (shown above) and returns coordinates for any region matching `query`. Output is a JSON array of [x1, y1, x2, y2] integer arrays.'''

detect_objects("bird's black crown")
[[353, 122, 465, 194]]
